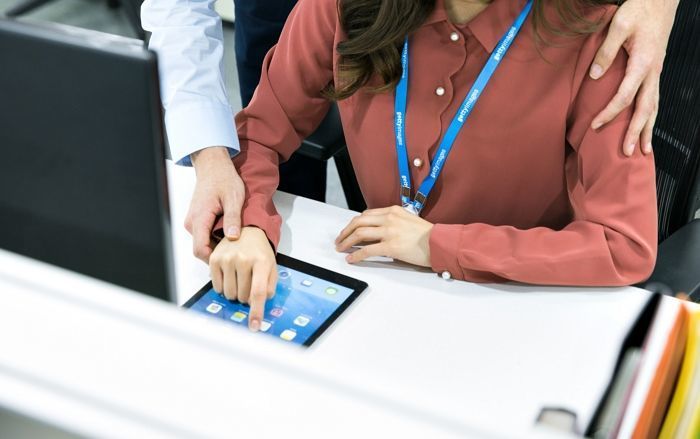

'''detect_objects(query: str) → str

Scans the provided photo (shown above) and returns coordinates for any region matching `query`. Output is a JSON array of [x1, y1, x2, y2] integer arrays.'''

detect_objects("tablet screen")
[[184, 255, 366, 346]]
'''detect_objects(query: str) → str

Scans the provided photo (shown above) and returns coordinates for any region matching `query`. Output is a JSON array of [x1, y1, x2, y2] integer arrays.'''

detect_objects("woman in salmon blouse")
[[209, 0, 658, 331]]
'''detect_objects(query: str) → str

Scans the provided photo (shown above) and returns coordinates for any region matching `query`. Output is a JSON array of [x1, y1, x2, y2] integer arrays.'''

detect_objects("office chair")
[[3, 0, 145, 40], [298, 104, 367, 212], [642, 0, 700, 301]]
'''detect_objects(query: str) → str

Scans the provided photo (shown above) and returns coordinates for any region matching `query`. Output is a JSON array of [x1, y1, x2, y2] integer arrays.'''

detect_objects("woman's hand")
[[589, 0, 678, 156], [209, 226, 277, 331], [335, 205, 434, 267]]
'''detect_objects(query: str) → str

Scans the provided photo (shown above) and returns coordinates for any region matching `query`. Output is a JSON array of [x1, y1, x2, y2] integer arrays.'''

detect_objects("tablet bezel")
[[182, 253, 368, 346]]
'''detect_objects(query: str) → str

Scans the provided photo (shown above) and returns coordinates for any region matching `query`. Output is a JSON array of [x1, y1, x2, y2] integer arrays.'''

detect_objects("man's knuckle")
[[194, 247, 207, 260], [222, 254, 237, 266], [645, 56, 659, 70], [651, 101, 659, 112], [612, 15, 632, 32], [633, 53, 653, 69], [620, 93, 634, 107]]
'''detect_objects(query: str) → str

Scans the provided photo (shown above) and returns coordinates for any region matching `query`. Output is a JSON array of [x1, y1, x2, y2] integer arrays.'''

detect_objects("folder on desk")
[[630, 302, 689, 438], [659, 307, 700, 439], [566, 294, 695, 439]]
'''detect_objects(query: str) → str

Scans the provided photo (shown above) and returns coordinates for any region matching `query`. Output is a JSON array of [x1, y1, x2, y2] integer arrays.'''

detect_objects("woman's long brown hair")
[[325, 0, 617, 100]]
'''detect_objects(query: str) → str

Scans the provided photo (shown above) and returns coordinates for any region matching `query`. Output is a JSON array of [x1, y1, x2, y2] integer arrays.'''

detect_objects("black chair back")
[[653, 0, 700, 242]]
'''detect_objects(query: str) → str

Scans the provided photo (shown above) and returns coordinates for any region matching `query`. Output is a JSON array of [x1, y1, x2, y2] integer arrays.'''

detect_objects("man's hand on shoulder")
[[589, 0, 678, 156]]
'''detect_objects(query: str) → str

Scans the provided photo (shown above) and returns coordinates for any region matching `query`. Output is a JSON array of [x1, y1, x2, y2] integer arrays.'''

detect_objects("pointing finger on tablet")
[[248, 263, 271, 331]]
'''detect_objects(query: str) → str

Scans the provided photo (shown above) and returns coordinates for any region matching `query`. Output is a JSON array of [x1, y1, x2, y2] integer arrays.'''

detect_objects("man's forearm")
[[141, 0, 239, 165]]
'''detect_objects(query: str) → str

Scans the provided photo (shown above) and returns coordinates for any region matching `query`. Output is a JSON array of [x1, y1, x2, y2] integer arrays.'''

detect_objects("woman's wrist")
[[427, 223, 462, 277]]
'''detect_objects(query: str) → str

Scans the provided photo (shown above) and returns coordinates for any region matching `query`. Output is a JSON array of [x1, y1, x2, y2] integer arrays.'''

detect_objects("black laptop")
[[0, 18, 175, 301]]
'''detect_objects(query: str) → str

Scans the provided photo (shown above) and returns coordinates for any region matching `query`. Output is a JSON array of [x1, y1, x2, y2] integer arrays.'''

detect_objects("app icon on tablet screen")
[[230, 311, 247, 323], [206, 303, 222, 314], [294, 316, 310, 327], [280, 329, 297, 341]]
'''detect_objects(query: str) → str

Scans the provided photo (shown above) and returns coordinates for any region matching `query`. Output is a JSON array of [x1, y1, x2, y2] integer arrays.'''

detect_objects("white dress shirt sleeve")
[[141, 0, 239, 166]]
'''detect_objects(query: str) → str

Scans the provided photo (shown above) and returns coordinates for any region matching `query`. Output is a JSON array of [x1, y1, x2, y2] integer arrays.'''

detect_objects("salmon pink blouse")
[[230, 0, 658, 286]]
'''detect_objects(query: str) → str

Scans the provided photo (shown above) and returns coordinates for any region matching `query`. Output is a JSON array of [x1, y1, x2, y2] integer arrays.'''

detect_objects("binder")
[[540, 294, 693, 438], [659, 307, 700, 438], [623, 299, 689, 438]]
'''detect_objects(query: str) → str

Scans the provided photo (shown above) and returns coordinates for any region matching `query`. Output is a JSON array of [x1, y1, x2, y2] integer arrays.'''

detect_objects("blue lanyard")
[[394, 0, 533, 215]]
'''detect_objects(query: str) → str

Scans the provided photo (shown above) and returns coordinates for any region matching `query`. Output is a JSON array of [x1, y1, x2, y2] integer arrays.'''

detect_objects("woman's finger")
[[336, 226, 385, 252], [362, 205, 406, 216], [222, 261, 238, 302], [360, 206, 396, 216], [346, 243, 387, 264], [210, 258, 223, 294], [248, 263, 271, 331], [236, 263, 252, 304], [267, 267, 278, 299], [335, 214, 387, 245]]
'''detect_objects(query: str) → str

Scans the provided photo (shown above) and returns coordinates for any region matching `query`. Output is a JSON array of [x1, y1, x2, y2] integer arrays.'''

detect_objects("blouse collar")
[[423, 0, 529, 52]]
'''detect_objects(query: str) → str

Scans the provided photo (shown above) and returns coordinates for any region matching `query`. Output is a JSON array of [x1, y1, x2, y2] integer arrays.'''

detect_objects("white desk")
[[0, 162, 662, 438], [166, 162, 652, 435]]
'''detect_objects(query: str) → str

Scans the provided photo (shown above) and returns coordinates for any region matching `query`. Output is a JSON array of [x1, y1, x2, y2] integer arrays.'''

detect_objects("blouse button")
[[450, 31, 460, 42], [441, 271, 452, 280], [435, 86, 446, 96], [413, 157, 423, 168]]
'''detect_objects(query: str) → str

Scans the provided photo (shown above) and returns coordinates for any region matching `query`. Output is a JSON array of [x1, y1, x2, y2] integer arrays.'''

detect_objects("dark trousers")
[[234, 0, 327, 202]]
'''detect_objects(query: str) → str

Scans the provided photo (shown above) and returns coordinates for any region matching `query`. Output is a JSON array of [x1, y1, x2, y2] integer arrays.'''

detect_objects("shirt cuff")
[[429, 224, 464, 280], [164, 100, 240, 166]]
